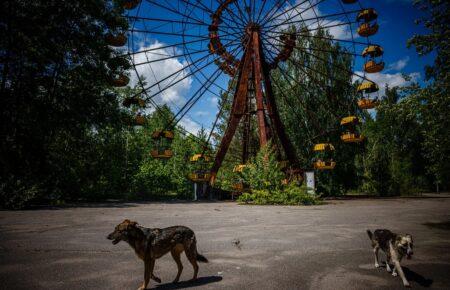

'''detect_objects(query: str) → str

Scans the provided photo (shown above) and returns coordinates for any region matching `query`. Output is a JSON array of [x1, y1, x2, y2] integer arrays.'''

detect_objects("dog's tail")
[[366, 229, 373, 240], [196, 253, 208, 263]]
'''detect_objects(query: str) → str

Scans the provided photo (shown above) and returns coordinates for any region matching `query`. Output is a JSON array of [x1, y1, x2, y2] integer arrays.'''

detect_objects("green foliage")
[[241, 144, 285, 191], [0, 0, 129, 206], [408, 0, 449, 82], [406, 0, 450, 191], [359, 87, 430, 195], [237, 184, 320, 206], [231, 145, 320, 205]]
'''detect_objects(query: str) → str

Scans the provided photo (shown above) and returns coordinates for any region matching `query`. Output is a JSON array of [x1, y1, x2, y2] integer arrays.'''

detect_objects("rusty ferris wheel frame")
[[115, 0, 382, 184]]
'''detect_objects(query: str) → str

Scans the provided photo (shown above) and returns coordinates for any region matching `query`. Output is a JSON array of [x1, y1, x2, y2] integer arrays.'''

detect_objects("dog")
[[367, 229, 414, 287], [107, 219, 208, 290]]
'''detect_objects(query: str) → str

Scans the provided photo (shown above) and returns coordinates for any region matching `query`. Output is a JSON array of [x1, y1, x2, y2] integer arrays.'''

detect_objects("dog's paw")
[[375, 263, 380, 268], [404, 282, 411, 288], [154, 277, 161, 283], [392, 272, 398, 277]]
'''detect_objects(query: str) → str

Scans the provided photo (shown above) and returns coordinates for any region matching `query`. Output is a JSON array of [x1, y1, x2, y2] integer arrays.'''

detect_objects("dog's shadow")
[[154, 276, 223, 289], [380, 263, 433, 288], [403, 267, 433, 288]]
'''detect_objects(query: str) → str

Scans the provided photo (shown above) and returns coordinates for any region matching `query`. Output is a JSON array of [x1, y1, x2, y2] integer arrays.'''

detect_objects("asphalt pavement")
[[0, 197, 449, 289]]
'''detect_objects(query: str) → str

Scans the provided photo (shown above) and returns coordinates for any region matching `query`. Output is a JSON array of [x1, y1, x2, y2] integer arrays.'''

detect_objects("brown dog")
[[107, 219, 208, 290]]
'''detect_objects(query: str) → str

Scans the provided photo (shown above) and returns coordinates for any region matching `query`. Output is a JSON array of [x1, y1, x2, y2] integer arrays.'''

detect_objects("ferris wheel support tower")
[[210, 25, 299, 184]]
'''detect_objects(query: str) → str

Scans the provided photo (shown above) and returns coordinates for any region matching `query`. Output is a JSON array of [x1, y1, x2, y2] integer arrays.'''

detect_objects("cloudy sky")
[[127, 0, 434, 135]]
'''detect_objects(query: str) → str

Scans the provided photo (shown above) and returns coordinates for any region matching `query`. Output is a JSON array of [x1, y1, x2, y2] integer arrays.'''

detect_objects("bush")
[[238, 184, 320, 206]]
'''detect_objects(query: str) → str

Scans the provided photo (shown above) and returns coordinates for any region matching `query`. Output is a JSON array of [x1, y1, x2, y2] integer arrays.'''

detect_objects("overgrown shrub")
[[238, 184, 320, 205], [235, 145, 320, 206]]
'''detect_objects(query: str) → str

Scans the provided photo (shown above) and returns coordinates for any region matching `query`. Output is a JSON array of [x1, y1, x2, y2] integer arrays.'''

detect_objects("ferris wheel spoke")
[[255, 0, 269, 24], [263, 20, 359, 43], [274, 64, 345, 121], [266, 34, 361, 57], [139, 39, 242, 105], [338, 0, 358, 57], [145, 0, 209, 26], [272, 76, 322, 131], [259, 0, 293, 27], [263, 8, 360, 30], [132, 48, 210, 66], [170, 66, 225, 127], [222, 5, 248, 30], [261, 0, 311, 27], [265, 38, 357, 105], [183, 40, 244, 96], [232, 0, 251, 25], [296, 46, 370, 82], [124, 38, 208, 56], [132, 51, 216, 100], [125, 15, 208, 26], [131, 36, 242, 67], [267, 30, 370, 46]]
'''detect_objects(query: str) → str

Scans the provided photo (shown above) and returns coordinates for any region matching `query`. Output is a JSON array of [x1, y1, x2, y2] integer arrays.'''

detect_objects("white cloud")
[[273, 0, 353, 40], [354, 71, 421, 96], [208, 96, 219, 107], [130, 41, 192, 106], [387, 57, 410, 71], [178, 117, 202, 135], [194, 111, 210, 117]]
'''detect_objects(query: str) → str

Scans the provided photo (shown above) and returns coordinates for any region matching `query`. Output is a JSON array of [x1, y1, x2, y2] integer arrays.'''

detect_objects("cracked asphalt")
[[0, 197, 449, 289]]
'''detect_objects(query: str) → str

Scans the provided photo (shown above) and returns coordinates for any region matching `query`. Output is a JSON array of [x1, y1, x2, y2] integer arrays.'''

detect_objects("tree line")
[[1, 0, 448, 208]]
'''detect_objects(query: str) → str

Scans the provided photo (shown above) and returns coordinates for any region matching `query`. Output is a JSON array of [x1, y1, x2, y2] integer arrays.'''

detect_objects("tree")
[[0, 0, 128, 207], [273, 28, 361, 195], [408, 0, 450, 191]]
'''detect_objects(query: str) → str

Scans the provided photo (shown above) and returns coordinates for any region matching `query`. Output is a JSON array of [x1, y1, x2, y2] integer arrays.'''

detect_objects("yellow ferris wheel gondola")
[[232, 164, 249, 193], [340, 115, 360, 126], [340, 116, 365, 143], [150, 130, 174, 158], [362, 45, 385, 74], [341, 133, 365, 143], [188, 154, 212, 182], [313, 143, 336, 170], [357, 82, 380, 110], [357, 9, 379, 37]]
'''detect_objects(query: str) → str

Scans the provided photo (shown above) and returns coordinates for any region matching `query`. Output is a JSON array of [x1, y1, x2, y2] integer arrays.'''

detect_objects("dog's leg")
[[373, 246, 380, 268], [386, 262, 392, 273], [139, 258, 155, 290], [185, 240, 199, 281], [389, 242, 410, 287], [171, 248, 183, 283], [385, 252, 392, 272]]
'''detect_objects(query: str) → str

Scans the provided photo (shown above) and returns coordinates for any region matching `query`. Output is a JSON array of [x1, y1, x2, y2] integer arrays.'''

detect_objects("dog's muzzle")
[[107, 233, 120, 245], [406, 250, 413, 259]]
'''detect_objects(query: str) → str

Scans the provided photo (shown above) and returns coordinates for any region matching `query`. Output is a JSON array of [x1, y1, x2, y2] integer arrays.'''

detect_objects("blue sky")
[[362, 0, 434, 79], [126, 0, 434, 135]]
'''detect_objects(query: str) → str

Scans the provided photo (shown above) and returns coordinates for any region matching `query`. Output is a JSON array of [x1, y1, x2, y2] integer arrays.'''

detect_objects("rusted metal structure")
[[116, 0, 383, 185]]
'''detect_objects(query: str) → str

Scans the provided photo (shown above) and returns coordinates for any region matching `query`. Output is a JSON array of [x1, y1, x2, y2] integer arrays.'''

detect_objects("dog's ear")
[[126, 220, 138, 229]]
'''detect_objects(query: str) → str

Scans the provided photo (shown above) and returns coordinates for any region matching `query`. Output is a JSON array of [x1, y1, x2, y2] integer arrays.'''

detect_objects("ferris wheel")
[[106, 0, 384, 185]]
